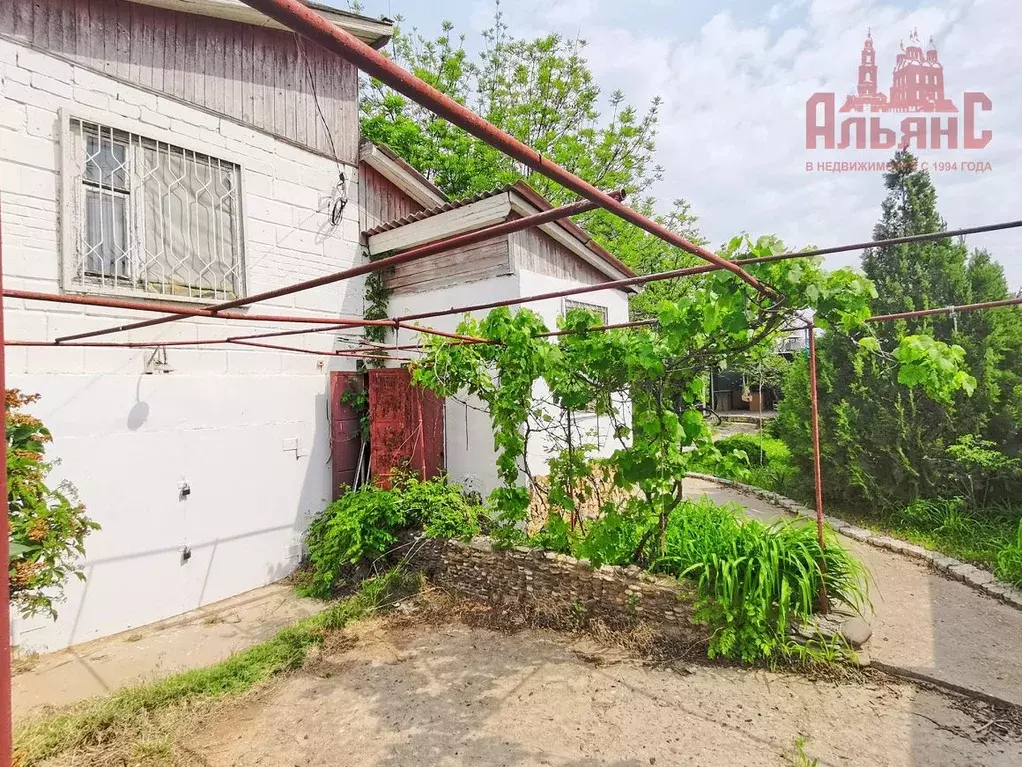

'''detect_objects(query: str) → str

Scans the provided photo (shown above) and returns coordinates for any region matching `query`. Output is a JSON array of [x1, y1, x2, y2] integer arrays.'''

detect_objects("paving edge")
[[870, 661, 1022, 713], [686, 472, 1022, 612]]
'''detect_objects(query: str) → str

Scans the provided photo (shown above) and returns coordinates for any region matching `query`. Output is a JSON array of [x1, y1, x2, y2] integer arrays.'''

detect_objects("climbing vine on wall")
[[361, 252, 394, 369]]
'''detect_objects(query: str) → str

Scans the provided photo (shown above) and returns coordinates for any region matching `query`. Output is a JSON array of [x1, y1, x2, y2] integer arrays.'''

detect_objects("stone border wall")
[[687, 472, 1022, 611], [413, 536, 702, 636]]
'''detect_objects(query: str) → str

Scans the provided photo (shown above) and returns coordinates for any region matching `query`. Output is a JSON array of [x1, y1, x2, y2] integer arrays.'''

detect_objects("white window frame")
[[59, 107, 248, 304]]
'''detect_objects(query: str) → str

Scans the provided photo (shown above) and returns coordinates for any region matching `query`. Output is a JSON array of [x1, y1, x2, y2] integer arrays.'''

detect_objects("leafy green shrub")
[[300, 476, 480, 598], [7, 390, 100, 619], [714, 433, 791, 465], [996, 520, 1022, 587], [300, 486, 406, 598], [573, 502, 650, 567], [654, 497, 868, 663], [397, 476, 479, 540], [691, 433, 798, 497], [942, 435, 1021, 509]]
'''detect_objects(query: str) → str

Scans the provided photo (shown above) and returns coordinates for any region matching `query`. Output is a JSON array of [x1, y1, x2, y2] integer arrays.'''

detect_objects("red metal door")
[[329, 372, 365, 499], [368, 368, 445, 488]]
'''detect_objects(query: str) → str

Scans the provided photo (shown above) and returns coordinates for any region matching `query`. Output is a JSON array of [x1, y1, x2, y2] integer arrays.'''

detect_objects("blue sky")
[[332, 0, 1021, 287]]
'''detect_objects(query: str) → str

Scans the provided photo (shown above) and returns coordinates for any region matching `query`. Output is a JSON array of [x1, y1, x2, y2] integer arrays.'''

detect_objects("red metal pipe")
[[229, 339, 408, 361], [0, 206, 12, 767], [394, 219, 1022, 325], [4, 289, 388, 329], [867, 296, 1022, 323], [807, 321, 830, 614], [392, 323, 487, 344], [52, 191, 623, 344], [6, 337, 408, 362], [237, 0, 774, 298], [5, 289, 502, 345]]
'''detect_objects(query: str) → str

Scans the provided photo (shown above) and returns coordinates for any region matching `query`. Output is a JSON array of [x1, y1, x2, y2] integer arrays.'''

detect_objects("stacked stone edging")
[[413, 536, 701, 635], [687, 472, 1022, 611]]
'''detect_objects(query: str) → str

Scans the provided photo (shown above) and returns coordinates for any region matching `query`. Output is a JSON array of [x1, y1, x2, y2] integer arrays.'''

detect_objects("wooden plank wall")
[[510, 227, 609, 286], [0, 0, 358, 161], [386, 237, 511, 294], [359, 164, 424, 234]]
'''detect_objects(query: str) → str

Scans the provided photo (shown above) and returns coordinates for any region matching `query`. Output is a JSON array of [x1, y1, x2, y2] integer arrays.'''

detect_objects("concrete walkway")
[[686, 476, 1022, 708], [12, 583, 321, 718]]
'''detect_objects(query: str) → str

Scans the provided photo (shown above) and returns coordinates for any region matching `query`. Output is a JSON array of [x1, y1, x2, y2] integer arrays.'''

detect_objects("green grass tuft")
[[654, 497, 869, 664]]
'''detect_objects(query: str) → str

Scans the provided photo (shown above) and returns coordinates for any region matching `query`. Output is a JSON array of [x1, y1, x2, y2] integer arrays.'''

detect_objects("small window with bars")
[[562, 299, 609, 324], [66, 118, 244, 301]]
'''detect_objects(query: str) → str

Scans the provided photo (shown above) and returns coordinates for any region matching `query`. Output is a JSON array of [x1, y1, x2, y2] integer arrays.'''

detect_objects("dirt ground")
[[185, 616, 1022, 767]]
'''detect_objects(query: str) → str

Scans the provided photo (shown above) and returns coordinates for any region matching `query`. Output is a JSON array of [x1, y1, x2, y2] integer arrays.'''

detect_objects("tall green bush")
[[775, 151, 1022, 512]]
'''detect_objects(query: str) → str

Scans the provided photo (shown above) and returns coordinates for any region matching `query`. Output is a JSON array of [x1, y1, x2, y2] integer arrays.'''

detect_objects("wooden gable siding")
[[358, 163, 511, 295], [0, 0, 358, 161], [386, 237, 511, 295], [510, 227, 610, 286], [359, 164, 424, 234]]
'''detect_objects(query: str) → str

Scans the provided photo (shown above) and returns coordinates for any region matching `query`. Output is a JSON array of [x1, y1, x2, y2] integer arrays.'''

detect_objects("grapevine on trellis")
[[411, 235, 976, 561]]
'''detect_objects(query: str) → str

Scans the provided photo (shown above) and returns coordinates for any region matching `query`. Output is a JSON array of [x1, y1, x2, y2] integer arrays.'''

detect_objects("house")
[[360, 174, 639, 497], [0, 0, 637, 653]]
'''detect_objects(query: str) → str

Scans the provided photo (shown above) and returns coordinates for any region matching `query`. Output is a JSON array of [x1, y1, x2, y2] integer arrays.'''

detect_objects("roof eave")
[[125, 0, 394, 48], [359, 141, 449, 208], [508, 182, 640, 292]]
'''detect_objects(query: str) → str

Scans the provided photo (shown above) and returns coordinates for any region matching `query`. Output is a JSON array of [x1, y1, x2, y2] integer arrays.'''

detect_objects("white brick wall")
[[0, 38, 367, 652]]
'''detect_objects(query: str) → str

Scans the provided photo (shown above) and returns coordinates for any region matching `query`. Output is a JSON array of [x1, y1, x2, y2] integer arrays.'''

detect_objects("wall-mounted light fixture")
[[144, 346, 174, 374]]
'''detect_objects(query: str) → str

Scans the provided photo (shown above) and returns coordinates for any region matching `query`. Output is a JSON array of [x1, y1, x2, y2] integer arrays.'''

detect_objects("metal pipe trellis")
[[54, 190, 626, 344], [390, 220, 1022, 325]]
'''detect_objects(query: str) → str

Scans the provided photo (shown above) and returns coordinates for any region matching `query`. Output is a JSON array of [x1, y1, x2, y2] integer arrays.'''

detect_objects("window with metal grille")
[[561, 299, 609, 413], [66, 118, 244, 301], [562, 299, 608, 324]]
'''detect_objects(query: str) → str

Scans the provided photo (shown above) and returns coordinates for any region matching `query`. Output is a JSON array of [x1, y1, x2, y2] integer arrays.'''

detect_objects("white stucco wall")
[[1, 40, 364, 651]]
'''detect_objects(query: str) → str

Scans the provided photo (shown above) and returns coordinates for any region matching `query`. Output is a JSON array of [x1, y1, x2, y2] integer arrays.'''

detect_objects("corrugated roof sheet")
[[363, 187, 510, 237]]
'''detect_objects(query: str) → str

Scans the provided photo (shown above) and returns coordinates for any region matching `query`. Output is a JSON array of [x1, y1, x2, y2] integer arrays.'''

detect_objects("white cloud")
[[503, 0, 1022, 286]]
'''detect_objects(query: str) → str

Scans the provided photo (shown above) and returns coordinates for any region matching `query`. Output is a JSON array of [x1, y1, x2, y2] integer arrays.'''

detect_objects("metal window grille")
[[67, 118, 244, 301], [563, 298, 609, 324]]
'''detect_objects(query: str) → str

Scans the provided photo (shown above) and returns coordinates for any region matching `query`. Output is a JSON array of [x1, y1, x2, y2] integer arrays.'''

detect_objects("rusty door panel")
[[329, 372, 365, 499], [368, 368, 445, 488]]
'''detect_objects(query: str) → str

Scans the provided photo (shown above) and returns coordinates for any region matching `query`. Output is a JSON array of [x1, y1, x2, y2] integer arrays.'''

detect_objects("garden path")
[[685, 476, 1022, 708]]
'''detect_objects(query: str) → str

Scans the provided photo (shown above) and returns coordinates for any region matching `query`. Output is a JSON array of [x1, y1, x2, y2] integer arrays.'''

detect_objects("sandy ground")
[[187, 617, 1022, 767], [685, 477, 1022, 708]]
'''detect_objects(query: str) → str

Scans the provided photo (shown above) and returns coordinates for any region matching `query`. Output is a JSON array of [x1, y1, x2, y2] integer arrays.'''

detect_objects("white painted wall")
[[1, 39, 364, 651]]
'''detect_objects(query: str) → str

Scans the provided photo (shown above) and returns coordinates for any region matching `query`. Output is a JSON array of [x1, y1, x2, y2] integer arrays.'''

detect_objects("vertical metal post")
[[807, 321, 829, 614], [0, 204, 12, 765], [415, 387, 427, 481]]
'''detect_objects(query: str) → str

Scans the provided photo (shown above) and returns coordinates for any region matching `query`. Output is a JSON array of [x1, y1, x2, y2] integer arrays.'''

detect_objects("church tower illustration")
[[842, 29, 889, 111], [841, 29, 957, 113]]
